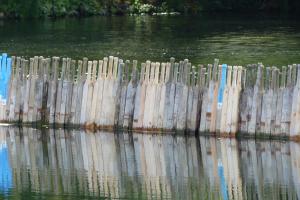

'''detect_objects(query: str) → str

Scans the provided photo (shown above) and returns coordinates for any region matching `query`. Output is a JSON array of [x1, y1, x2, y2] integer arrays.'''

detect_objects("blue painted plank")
[[218, 64, 227, 107], [0, 55, 4, 100], [0, 53, 11, 101], [4, 57, 12, 100]]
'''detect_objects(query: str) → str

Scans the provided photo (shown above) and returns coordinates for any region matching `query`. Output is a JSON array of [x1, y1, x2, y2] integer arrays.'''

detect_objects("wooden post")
[[281, 66, 292, 135], [85, 60, 98, 128], [176, 60, 189, 131], [143, 62, 157, 129], [57, 58, 70, 125], [22, 59, 31, 123], [26, 57, 36, 123], [209, 59, 220, 133], [123, 60, 138, 129], [260, 67, 272, 135], [290, 64, 300, 137], [217, 64, 227, 134], [247, 63, 263, 135], [133, 61, 148, 129], [95, 58, 107, 127], [274, 67, 284, 136], [187, 65, 199, 132], [117, 60, 130, 128], [230, 66, 242, 135], [48, 57, 59, 125], [163, 61, 176, 131], [8, 57, 18, 122], [113, 59, 124, 129], [239, 66, 250, 134], [80, 60, 92, 125], [35, 57, 45, 123], [152, 62, 162, 129], [220, 65, 232, 134]]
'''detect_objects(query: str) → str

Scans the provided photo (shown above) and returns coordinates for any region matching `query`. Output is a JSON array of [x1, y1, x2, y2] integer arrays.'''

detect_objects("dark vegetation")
[[0, 0, 299, 18]]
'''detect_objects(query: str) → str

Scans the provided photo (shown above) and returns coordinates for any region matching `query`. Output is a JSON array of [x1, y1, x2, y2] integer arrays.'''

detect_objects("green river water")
[[0, 15, 299, 66]]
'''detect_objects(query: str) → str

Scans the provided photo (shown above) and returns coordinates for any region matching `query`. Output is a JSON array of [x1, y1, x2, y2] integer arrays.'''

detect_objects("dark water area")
[[0, 126, 300, 199], [0, 15, 300, 66]]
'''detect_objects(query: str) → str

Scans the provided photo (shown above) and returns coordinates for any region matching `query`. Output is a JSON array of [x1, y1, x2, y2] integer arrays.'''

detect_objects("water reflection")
[[0, 127, 300, 199]]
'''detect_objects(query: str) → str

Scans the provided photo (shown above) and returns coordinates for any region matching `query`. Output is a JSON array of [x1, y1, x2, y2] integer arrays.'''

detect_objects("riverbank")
[[0, 0, 299, 19]]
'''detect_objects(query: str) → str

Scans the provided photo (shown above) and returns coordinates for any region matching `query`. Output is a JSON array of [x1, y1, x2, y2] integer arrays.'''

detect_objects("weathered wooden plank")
[[95, 58, 107, 126], [162, 60, 176, 130], [199, 64, 212, 132], [260, 67, 272, 135], [8, 57, 18, 122], [152, 62, 162, 129], [117, 60, 130, 128], [64, 59, 75, 124], [230, 66, 242, 135], [247, 64, 263, 135], [113, 59, 123, 128], [85, 60, 98, 127], [198, 66, 207, 132], [226, 66, 238, 134], [47, 57, 59, 124], [274, 68, 284, 136], [209, 59, 220, 133], [123, 60, 138, 129], [28, 56, 39, 123], [220, 66, 232, 134], [58, 58, 69, 125], [133, 62, 148, 129], [70, 60, 81, 125], [100, 56, 115, 127], [281, 66, 293, 135], [35, 57, 45, 123], [241, 65, 256, 134], [216, 64, 226, 133], [80, 60, 93, 125], [42, 58, 50, 123], [270, 67, 278, 135], [290, 64, 300, 137], [143, 62, 157, 129], [176, 60, 189, 131], [190, 65, 201, 132]]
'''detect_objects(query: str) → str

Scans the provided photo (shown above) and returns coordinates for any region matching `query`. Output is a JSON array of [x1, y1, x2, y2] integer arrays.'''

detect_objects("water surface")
[[0, 127, 300, 199], [0, 15, 299, 65]]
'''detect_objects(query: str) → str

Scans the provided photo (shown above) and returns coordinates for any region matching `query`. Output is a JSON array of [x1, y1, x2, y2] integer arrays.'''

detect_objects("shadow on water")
[[0, 15, 300, 65], [0, 126, 300, 199]]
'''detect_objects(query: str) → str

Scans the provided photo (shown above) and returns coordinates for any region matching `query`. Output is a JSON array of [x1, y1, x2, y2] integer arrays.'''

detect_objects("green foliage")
[[0, 0, 299, 18]]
